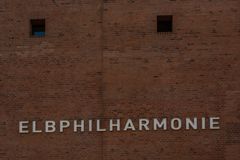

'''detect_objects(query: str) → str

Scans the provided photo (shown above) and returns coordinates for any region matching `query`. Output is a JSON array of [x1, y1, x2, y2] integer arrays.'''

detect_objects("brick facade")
[[0, 0, 239, 160]]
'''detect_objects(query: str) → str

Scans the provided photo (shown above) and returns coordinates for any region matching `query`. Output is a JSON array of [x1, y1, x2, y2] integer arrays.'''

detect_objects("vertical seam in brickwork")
[[99, 0, 105, 160]]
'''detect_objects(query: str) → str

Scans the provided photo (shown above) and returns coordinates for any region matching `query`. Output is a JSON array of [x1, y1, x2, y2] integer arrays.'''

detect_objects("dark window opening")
[[157, 15, 172, 32], [31, 19, 45, 37]]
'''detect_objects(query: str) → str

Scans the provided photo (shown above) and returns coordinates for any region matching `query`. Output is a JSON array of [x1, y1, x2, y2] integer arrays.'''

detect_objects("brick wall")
[[0, 0, 239, 160]]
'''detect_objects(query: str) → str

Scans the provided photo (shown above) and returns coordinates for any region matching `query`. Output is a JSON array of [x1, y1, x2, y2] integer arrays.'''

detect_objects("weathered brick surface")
[[0, 0, 239, 160]]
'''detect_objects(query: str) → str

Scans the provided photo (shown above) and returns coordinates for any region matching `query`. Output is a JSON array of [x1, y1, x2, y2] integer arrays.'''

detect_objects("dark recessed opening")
[[157, 15, 172, 32], [31, 19, 45, 37]]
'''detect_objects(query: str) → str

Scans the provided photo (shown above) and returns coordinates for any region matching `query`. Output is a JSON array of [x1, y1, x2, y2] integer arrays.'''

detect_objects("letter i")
[[89, 120, 93, 132]]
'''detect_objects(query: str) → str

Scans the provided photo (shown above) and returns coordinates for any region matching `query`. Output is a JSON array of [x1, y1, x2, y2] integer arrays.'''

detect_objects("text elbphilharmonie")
[[18, 117, 220, 134]]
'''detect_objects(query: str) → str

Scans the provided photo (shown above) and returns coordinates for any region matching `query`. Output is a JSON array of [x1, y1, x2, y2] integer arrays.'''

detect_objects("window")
[[31, 19, 45, 37], [157, 15, 172, 32]]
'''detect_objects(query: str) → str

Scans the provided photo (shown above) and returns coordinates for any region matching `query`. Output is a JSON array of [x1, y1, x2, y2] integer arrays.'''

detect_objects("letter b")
[[45, 121, 56, 133]]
